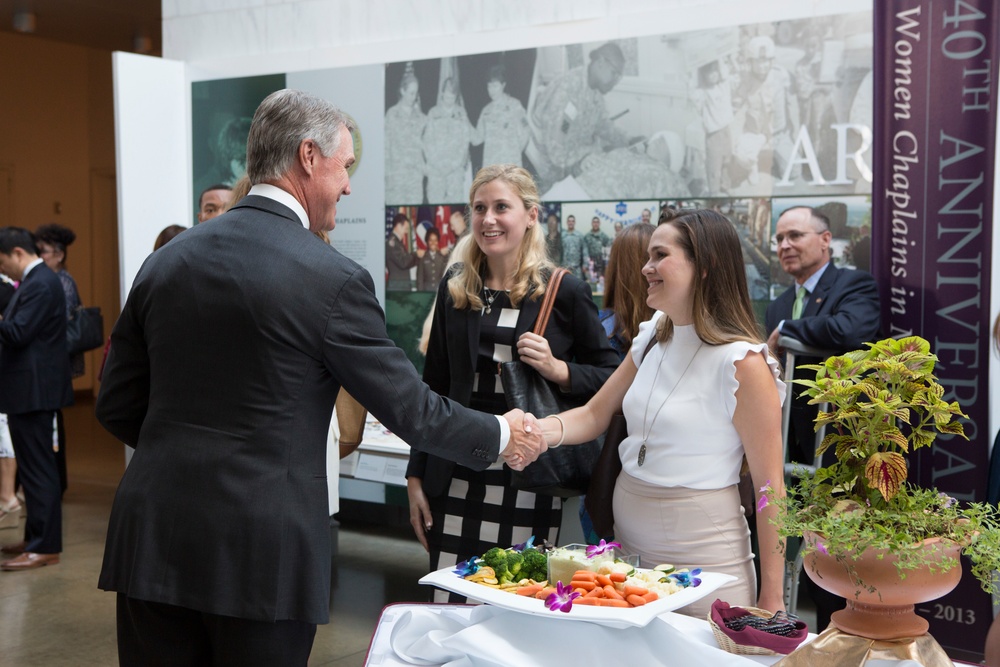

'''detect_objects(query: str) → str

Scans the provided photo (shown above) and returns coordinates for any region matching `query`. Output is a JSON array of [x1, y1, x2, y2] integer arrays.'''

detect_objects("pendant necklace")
[[483, 286, 503, 315], [638, 341, 704, 466]]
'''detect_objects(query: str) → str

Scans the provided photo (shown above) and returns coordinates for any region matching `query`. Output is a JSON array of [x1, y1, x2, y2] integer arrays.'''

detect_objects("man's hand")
[[766, 327, 783, 357], [501, 409, 547, 471]]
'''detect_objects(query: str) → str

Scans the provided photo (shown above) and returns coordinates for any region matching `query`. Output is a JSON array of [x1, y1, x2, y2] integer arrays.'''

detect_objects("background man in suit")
[[197, 182, 233, 223], [0, 227, 74, 571], [96, 89, 545, 666], [764, 205, 880, 631]]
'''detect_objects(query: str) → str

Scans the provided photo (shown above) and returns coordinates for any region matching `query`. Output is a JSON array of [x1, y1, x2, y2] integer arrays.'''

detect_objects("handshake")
[[500, 409, 549, 471]]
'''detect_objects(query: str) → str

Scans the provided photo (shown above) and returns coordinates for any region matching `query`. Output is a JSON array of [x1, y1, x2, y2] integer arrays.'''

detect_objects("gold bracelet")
[[549, 414, 566, 448]]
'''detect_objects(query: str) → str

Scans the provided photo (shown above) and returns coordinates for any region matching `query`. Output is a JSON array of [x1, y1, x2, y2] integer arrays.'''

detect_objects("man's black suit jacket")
[[406, 268, 620, 498], [0, 263, 73, 415], [96, 196, 502, 625], [764, 263, 880, 463]]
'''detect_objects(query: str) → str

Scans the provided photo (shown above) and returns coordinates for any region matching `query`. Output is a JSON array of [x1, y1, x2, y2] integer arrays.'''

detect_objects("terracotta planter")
[[802, 529, 963, 640]]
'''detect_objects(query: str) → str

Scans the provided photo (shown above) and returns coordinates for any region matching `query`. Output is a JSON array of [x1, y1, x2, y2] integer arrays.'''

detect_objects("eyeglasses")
[[774, 230, 822, 245]]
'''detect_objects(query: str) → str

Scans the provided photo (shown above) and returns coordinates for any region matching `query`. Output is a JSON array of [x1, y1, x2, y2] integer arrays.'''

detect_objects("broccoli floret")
[[521, 547, 548, 581], [482, 547, 511, 582], [507, 551, 525, 578]]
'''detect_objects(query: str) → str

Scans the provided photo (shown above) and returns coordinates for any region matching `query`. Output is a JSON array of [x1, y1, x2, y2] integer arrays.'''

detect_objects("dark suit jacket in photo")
[[96, 195, 503, 625], [406, 267, 620, 498], [764, 262, 880, 463], [0, 263, 74, 416]]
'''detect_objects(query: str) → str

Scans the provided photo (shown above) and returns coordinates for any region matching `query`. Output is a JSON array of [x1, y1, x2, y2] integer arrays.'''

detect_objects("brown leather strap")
[[532, 268, 568, 337]]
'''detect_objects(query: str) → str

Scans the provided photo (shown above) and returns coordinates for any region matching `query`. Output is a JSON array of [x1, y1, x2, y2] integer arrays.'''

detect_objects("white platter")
[[418, 566, 735, 629]]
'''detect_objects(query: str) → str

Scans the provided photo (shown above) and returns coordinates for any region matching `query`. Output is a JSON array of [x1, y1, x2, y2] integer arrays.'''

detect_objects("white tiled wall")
[[165, 0, 871, 78]]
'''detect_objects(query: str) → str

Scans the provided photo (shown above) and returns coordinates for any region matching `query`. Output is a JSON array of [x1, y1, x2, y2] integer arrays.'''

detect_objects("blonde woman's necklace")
[[482, 286, 506, 315], [638, 342, 704, 466]]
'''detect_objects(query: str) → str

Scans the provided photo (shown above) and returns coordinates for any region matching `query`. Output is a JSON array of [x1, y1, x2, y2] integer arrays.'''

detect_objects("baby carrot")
[[572, 570, 598, 582], [642, 591, 659, 603], [603, 585, 624, 600], [623, 585, 649, 598], [573, 597, 599, 605], [584, 587, 605, 598], [609, 572, 627, 583], [516, 584, 544, 597], [626, 594, 647, 607], [596, 598, 630, 608], [596, 574, 613, 587], [534, 587, 556, 600], [570, 580, 597, 591]]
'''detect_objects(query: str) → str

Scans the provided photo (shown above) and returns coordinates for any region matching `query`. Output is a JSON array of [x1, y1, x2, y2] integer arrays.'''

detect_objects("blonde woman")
[[406, 164, 618, 601]]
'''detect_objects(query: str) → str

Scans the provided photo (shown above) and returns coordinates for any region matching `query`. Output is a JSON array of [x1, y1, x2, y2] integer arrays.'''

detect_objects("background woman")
[[406, 164, 618, 601], [536, 208, 786, 616], [579, 221, 655, 543], [0, 275, 18, 528], [35, 223, 82, 495], [599, 222, 655, 357]]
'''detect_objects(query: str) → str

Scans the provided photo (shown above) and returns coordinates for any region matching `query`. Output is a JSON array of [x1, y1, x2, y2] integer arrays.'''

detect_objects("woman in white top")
[[535, 208, 787, 615]]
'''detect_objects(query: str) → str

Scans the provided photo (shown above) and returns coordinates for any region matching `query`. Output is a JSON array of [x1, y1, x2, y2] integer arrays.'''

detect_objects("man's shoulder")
[[824, 264, 877, 291]]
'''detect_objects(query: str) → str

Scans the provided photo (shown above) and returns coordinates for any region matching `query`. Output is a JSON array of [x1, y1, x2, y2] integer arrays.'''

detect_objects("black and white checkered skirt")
[[426, 464, 562, 602]]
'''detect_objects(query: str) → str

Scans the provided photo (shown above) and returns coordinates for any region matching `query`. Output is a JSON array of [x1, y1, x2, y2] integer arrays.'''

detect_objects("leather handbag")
[[66, 306, 104, 355], [584, 337, 658, 539], [501, 268, 600, 497]]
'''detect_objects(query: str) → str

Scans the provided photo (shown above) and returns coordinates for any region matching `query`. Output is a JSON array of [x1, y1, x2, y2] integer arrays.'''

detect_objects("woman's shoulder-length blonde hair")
[[655, 207, 764, 346], [448, 164, 555, 309]]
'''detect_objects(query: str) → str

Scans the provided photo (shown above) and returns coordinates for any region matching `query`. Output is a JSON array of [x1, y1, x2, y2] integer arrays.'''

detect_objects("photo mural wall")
[[192, 10, 874, 373]]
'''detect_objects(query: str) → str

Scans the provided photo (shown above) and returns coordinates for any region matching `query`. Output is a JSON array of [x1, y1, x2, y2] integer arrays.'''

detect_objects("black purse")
[[584, 337, 657, 539], [66, 306, 104, 355], [501, 269, 600, 497]]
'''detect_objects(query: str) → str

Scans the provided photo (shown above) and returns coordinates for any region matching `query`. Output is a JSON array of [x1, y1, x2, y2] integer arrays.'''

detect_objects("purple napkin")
[[710, 599, 809, 654]]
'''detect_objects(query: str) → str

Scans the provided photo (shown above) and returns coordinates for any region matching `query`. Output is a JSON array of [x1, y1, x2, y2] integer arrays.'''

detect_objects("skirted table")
[[364, 603, 973, 667]]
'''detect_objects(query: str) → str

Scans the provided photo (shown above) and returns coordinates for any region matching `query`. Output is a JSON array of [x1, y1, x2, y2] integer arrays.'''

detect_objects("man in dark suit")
[[0, 227, 74, 571], [764, 205, 880, 631], [96, 89, 546, 666]]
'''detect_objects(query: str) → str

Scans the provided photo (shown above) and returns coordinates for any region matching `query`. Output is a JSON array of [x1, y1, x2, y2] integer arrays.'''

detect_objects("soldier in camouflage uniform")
[[527, 42, 629, 191], [584, 216, 612, 277], [560, 215, 586, 280], [385, 67, 427, 205], [472, 66, 530, 168], [423, 78, 473, 204]]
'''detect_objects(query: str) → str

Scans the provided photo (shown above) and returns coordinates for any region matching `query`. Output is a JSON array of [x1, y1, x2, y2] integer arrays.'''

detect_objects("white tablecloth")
[[364, 603, 959, 667]]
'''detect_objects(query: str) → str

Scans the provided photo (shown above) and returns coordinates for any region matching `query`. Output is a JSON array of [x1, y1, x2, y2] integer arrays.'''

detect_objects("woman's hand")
[[407, 477, 432, 552], [516, 332, 570, 389]]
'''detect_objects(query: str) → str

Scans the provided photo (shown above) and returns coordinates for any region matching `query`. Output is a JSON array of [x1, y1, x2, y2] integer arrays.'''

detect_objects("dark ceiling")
[[0, 0, 161, 55]]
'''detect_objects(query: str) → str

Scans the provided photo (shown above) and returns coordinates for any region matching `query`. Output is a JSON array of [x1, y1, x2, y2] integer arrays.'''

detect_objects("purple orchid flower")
[[586, 539, 621, 558], [815, 541, 829, 556], [669, 568, 702, 588], [453, 558, 480, 577], [545, 581, 581, 613]]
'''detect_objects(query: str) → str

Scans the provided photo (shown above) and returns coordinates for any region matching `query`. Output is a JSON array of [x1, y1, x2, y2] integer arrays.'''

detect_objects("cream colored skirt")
[[613, 472, 756, 618]]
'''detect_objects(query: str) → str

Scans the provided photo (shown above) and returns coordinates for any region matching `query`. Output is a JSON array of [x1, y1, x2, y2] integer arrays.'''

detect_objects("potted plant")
[[763, 336, 1000, 646]]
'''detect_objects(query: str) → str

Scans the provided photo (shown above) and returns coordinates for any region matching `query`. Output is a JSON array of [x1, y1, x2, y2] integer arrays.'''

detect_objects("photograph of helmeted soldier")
[[471, 65, 530, 169], [423, 76, 474, 204], [385, 62, 428, 205]]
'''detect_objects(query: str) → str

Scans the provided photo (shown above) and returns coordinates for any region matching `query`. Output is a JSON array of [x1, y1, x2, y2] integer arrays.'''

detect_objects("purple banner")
[[873, 0, 998, 658]]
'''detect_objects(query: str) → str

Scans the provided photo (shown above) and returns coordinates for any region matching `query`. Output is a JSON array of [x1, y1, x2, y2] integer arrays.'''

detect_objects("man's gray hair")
[[246, 89, 355, 184]]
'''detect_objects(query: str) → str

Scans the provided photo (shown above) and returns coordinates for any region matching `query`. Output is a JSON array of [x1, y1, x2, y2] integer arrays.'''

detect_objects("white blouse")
[[619, 312, 786, 489]]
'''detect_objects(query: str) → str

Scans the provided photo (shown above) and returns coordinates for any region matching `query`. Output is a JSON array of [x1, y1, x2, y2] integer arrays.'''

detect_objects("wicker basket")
[[707, 606, 782, 656]]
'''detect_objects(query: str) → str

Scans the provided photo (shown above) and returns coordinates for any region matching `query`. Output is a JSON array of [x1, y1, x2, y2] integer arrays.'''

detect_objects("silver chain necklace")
[[638, 341, 704, 466], [482, 286, 505, 315]]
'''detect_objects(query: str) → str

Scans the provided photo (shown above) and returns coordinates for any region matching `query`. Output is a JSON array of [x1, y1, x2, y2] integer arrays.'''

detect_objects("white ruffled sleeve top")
[[619, 311, 786, 489]]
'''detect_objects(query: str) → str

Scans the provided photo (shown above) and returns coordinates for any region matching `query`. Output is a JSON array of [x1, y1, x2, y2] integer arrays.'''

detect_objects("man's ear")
[[298, 139, 318, 176]]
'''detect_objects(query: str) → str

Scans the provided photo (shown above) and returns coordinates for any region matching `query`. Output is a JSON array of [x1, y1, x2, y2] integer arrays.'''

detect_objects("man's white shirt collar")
[[248, 184, 310, 229], [797, 261, 831, 295], [21, 257, 44, 280]]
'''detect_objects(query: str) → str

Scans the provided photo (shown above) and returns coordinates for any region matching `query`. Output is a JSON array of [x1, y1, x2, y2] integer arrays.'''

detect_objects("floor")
[[0, 396, 816, 666]]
